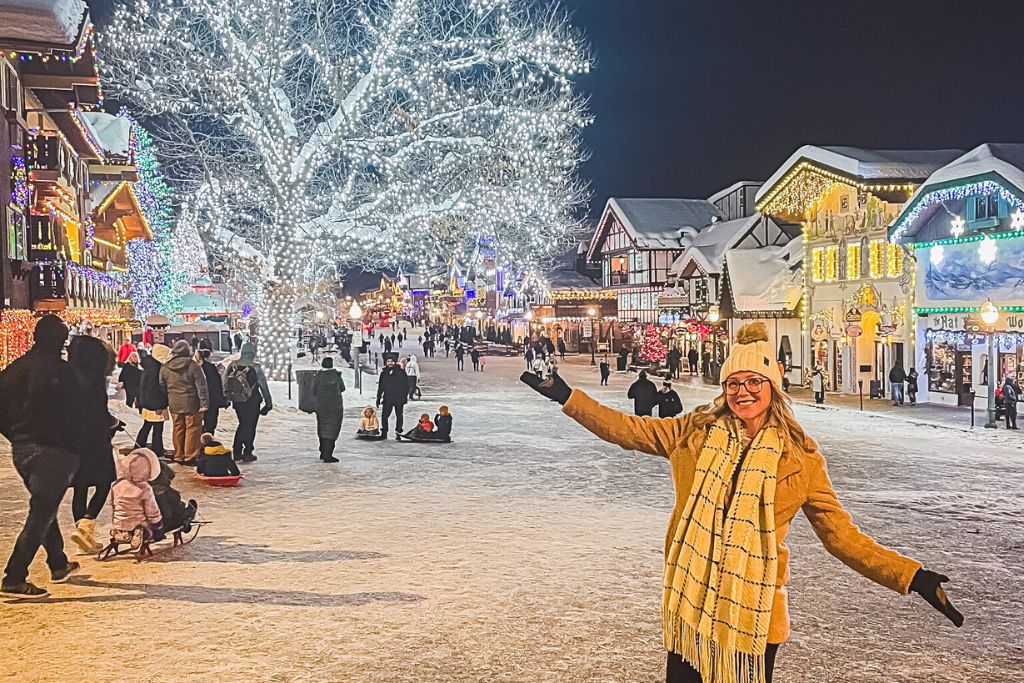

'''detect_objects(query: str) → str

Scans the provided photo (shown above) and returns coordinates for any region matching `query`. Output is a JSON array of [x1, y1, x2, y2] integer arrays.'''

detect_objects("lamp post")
[[587, 306, 597, 366], [349, 300, 363, 394], [981, 299, 999, 428]]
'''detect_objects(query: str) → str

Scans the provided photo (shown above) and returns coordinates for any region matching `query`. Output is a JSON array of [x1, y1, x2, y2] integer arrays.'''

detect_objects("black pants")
[[71, 481, 111, 521], [815, 391, 824, 404], [666, 646, 778, 683], [203, 407, 220, 435], [4, 444, 79, 584], [457, 357, 465, 371], [472, 360, 479, 371], [1006, 404, 1018, 429], [600, 374, 610, 385], [319, 437, 337, 460], [137, 420, 165, 457], [125, 389, 138, 410], [381, 401, 404, 435], [233, 400, 262, 457], [688, 360, 697, 374]]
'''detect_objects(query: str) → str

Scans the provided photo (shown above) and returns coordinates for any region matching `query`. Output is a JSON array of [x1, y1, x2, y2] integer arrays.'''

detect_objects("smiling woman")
[[522, 321, 963, 683]]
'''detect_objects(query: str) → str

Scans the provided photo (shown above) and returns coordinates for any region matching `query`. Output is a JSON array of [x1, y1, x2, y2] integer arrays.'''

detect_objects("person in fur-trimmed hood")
[[522, 322, 962, 683]]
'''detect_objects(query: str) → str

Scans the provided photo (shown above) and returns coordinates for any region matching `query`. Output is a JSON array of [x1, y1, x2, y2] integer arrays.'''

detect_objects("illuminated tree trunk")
[[260, 280, 296, 381]]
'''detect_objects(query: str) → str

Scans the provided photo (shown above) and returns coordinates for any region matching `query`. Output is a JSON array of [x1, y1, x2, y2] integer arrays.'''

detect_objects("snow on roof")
[[756, 145, 964, 203], [177, 291, 231, 316], [890, 144, 1024, 243], [725, 239, 803, 312], [80, 112, 131, 158], [670, 213, 762, 275], [606, 198, 724, 250], [0, 0, 87, 46]]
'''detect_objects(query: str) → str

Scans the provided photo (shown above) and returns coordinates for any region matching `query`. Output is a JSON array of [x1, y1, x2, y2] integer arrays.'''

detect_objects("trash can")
[[296, 369, 318, 413]]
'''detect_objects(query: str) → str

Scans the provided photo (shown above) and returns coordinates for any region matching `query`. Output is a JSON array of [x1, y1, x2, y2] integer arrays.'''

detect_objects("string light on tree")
[[100, 0, 591, 378]]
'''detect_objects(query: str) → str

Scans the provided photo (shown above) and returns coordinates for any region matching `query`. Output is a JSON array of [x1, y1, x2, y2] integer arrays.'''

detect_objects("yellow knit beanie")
[[720, 322, 783, 393]]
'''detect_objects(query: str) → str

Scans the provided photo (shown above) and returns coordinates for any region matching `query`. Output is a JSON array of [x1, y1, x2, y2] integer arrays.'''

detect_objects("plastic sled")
[[355, 433, 385, 441], [396, 433, 452, 444], [197, 474, 243, 487], [97, 520, 209, 563]]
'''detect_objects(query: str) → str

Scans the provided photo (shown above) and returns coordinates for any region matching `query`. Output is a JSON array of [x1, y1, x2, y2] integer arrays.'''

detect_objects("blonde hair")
[[691, 385, 816, 452], [363, 406, 376, 418]]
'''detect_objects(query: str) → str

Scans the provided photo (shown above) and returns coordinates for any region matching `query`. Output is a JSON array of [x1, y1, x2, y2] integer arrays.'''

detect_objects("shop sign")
[[811, 323, 829, 342], [582, 321, 593, 338], [845, 323, 863, 338], [878, 324, 897, 336], [1007, 314, 1024, 330], [845, 307, 863, 323], [930, 314, 966, 331]]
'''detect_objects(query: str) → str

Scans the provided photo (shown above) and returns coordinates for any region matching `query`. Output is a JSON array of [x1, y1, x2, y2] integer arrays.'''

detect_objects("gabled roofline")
[[889, 172, 1024, 244]]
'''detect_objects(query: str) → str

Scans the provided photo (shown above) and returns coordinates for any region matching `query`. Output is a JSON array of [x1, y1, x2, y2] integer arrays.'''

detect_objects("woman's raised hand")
[[520, 372, 572, 405]]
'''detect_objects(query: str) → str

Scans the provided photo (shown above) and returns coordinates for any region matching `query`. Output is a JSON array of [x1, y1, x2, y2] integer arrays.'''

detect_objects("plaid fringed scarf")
[[663, 419, 783, 683]]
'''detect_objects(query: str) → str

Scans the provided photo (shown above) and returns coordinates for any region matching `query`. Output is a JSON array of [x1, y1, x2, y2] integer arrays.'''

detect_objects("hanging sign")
[[811, 323, 829, 342], [845, 323, 863, 338], [878, 324, 897, 336]]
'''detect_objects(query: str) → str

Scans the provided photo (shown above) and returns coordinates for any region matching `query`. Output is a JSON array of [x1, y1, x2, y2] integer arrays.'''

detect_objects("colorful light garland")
[[11, 154, 29, 209]]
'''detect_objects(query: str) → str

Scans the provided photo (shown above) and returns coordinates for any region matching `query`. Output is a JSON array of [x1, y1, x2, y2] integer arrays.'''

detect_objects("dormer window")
[[975, 194, 1000, 221]]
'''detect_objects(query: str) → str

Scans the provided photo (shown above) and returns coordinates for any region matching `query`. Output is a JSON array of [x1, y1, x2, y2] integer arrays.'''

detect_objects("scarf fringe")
[[665, 612, 767, 683]]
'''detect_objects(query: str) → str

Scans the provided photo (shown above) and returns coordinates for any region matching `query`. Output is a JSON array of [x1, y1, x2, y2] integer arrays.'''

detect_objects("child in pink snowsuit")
[[110, 448, 164, 549]]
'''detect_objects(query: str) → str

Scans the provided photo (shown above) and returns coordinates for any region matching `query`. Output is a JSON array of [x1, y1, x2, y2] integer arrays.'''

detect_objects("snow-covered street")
[[1, 348, 1022, 682]]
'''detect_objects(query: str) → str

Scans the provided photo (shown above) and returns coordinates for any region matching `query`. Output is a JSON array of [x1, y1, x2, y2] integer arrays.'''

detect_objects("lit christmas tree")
[[639, 324, 667, 363], [121, 117, 208, 320], [100, 0, 591, 377]]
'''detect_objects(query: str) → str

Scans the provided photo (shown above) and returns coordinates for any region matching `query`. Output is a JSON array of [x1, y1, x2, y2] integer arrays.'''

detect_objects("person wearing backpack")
[[224, 343, 273, 462]]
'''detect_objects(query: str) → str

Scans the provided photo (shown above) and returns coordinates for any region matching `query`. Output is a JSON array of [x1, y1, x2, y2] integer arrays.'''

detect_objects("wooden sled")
[[97, 520, 209, 563]]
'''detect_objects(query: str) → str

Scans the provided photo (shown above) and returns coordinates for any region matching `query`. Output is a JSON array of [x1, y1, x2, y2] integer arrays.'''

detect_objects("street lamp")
[[587, 306, 598, 366], [981, 299, 999, 429], [708, 305, 720, 324], [349, 301, 362, 320]]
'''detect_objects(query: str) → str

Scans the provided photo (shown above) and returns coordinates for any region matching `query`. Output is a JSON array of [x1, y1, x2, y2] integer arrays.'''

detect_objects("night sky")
[[89, 0, 1024, 224]]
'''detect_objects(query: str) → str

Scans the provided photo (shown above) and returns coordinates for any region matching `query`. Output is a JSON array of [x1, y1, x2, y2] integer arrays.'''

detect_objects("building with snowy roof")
[[0, 0, 147, 367], [889, 143, 1024, 408], [587, 196, 725, 325], [758, 145, 962, 396]]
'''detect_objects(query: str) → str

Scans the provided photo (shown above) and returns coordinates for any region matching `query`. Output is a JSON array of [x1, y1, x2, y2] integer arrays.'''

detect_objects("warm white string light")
[[99, 0, 591, 377]]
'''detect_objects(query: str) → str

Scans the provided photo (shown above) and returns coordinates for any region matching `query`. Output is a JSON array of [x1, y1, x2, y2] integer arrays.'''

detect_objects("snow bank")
[[81, 112, 131, 158]]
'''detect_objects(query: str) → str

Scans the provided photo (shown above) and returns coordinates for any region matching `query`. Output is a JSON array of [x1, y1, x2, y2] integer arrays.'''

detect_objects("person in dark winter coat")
[[197, 433, 240, 478], [600, 358, 611, 385], [383, 336, 393, 353], [432, 406, 453, 442], [627, 370, 659, 417], [1002, 375, 1018, 430], [0, 315, 83, 596], [889, 361, 907, 406], [199, 349, 227, 435], [119, 352, 142, 411], [687, 348, 699, 375], [657, 381, 683, 418], [67, 336, 119, 555], [224, 343, 273, 462], [907, 368, 920, 406], [160, 340, 209, 464], [454, 344, 466, 371], [667, 348, 682, 379], [557, 338, 567, 360], [376, 356, 409, 439], [137, 345, 171, 458], [313, 357, 346, 462], [470, 347, 481, 371]]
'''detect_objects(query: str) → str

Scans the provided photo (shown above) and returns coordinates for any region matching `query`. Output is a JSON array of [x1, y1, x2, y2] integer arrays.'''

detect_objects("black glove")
[[259, 405, 272, 416], [520, 371, 572, 405], [910, 568, 964, 627]]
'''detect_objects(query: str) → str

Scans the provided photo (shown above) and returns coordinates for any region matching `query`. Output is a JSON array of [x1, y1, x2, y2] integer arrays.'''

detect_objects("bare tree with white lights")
[[100, 0, 590, 376]]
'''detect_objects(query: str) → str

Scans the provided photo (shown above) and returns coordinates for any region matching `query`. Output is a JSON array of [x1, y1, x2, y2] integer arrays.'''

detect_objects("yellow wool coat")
[[563, 389, 921, 644]]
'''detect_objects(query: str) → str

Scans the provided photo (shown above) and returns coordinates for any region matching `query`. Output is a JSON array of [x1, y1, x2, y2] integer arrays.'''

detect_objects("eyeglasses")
[[722, 377, 768, 395]]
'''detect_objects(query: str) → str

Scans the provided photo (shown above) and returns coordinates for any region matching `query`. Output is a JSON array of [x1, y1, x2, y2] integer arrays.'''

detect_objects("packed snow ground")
[[1, 340, 1022, 682]]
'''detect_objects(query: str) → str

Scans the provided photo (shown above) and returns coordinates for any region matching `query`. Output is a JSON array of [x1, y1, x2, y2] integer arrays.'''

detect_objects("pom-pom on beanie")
[[719, 322, 783, 393]]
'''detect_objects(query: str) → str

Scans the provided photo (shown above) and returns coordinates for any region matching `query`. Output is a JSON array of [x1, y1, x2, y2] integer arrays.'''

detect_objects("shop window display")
[[927, 343, 957, 394]]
